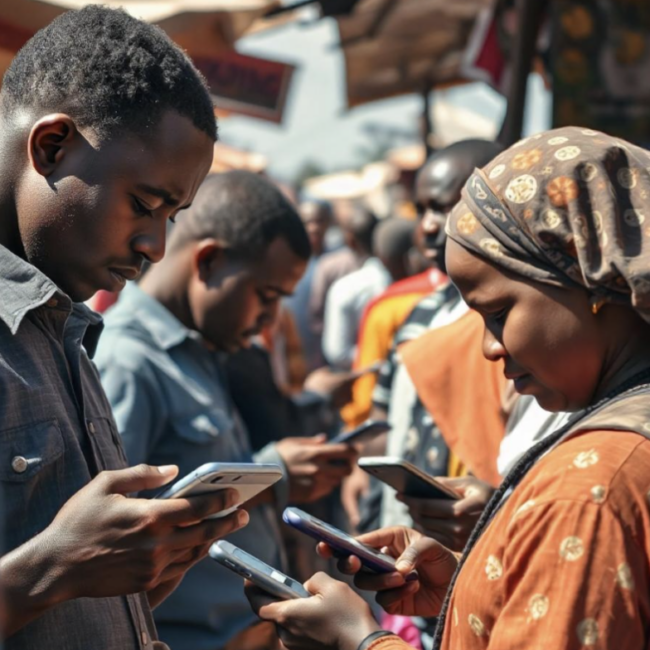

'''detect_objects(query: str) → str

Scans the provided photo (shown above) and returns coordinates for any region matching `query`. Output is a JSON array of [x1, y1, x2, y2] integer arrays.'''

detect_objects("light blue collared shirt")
[[95, 283, 288, 650]]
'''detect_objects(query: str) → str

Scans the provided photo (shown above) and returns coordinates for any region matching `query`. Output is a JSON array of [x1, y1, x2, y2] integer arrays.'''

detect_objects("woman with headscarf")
[[244, 126, 650, 650]]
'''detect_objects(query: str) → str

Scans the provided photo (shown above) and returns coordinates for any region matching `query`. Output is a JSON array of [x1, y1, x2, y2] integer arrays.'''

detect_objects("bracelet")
[[357, 630, 397, 650]]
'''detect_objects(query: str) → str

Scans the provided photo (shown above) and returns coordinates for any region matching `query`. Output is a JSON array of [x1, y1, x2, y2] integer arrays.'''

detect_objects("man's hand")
[[246, 573, 380, 650], [340, 465, 370, 531], [2, 464, 249, 636], [304, 368, 357, 409], [317, 526, 457, 618], [399, 476, 494, 551], [275, 435, 358, 503]]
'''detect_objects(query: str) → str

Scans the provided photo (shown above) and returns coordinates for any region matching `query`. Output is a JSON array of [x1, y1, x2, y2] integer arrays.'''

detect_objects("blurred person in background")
[[96, 171, 357, 650], [310, 205, 377, 339], [285, 200, 334, 372], [340, 142, 503, 537], [323, 217, 415, 370]]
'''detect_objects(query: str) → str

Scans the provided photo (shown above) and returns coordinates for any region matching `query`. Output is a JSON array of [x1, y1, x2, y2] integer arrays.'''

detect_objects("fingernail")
[[384, 572, 406, 587], [157, 465, 178, 476], [237, 510, 250, 526], [396, 560, 413, 573], [225, 488, 240, 507]]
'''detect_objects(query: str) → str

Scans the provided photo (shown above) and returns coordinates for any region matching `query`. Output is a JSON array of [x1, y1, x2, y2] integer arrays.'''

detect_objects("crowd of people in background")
[[3, 6, 650, 650]]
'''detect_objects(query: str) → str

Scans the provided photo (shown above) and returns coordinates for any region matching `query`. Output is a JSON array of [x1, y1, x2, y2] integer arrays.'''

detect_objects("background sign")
[[193, 50, 296, 124], [552, 0, 650, 146]]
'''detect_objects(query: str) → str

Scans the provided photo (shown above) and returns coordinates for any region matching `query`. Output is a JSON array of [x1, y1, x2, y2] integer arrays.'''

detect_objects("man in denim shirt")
[[97, 171, 357, 650]]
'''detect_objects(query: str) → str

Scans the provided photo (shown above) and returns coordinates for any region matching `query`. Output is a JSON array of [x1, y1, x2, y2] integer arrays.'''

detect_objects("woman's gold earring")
[[591, 298, 606, 315]]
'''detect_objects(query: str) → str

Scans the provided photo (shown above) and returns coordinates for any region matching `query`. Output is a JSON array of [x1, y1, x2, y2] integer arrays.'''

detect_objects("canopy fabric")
[[0, 0, 279, 68], [336, 0, 493, 107]]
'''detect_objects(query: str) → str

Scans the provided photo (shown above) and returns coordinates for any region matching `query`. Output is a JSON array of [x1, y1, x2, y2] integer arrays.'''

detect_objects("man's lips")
[[109, 267, 141, 282]]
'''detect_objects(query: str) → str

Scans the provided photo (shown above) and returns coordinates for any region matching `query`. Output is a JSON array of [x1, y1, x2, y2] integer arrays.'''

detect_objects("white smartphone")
[[358, 457, 459, 500], [210, 541, 311, 600], [156, 462, 283, 518]]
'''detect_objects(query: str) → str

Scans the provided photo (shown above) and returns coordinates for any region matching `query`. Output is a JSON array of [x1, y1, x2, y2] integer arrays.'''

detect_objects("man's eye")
[[131, 196, 153, 218]]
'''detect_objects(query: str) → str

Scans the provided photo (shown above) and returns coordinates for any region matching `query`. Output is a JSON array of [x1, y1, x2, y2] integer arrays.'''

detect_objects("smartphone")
[[350, 361, 383, 379], [210, 541, 310, 600], [358, 457, 459, 500], [283, 507, 416, 579], [329, 420, 391, 445], [156, 462, 283, 518]]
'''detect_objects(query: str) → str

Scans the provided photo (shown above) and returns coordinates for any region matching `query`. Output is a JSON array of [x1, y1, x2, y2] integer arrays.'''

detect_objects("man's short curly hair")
[[1, 5, 217, 141]]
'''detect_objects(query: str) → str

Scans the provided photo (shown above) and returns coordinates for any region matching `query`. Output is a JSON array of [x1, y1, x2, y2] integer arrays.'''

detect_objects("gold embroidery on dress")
[[528, 594, 549, 621], [572, 449, 599, 469], [590, 485, 606, 504], [616, 563, 635, 590], [485, 555, 503, 581], [577, 619, 599, 645], [468, 614, 486, 637], [559, 536, 584, 561]]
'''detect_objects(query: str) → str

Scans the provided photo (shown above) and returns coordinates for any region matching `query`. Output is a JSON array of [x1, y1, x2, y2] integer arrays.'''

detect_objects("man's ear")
[[194, 239, 229, 284], [27, 114, 79, 177]]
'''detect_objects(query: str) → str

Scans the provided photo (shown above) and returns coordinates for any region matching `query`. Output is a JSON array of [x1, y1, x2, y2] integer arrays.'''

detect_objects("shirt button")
[[88, 421, 96, 434], [11, 456, 28, 473], [46, 297, 58, 308]]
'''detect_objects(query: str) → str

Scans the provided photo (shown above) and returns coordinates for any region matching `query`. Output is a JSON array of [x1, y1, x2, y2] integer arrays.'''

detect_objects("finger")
[[150, 488, 241, 526], [335, 554, 362, 575], [157, 542, 212, 582], [244, 582, 284, 616], [355, 526, 413, 553], [166, 510, 248, 551], [398, 495, 458, 519], [313, 444, 359, 461], [376, 581, 420, 612], [101, 464, 179, 495], [316, 542, 334, 559]]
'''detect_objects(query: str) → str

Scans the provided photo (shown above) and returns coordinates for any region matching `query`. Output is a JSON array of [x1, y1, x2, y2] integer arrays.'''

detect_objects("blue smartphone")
[[210, 541, 310, 600], [282, 507, 416, 579], [329, 420, 391, 445]]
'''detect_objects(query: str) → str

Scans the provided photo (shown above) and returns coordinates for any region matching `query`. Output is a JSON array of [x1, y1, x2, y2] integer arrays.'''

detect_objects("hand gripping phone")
[[358, 457, 459, 500], [156, 462, 283, 518], [329, 420, 391, 445], [282, 507, 416, 579], [210, 541, 310, 599]]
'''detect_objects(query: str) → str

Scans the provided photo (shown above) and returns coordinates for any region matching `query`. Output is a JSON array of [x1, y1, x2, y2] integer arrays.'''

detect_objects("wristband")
[[357, 630, 397, 650]]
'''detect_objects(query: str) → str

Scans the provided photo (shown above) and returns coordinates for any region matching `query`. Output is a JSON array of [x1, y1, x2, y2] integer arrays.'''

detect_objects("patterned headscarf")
[[446, 126, 650, 322]]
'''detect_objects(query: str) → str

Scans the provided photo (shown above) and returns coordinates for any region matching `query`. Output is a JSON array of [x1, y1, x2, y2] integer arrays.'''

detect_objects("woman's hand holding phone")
[[245, 573, 380, 650], [398, 476, 495, 551], [317, 526, 458, 618]]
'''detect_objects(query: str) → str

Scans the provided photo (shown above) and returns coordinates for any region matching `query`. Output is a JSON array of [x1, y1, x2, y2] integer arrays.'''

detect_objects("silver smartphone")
[[358, 457, 459, 500], [156, 462, 283, 518], [210, 540, 310, 600]]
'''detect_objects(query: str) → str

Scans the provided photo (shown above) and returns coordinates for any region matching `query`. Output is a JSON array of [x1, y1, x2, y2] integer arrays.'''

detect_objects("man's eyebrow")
[[136, 183, 191, 210]]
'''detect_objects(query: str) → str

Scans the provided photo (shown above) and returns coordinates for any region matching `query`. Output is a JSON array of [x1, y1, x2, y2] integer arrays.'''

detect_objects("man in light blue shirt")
[[96, 171, 357, 650]]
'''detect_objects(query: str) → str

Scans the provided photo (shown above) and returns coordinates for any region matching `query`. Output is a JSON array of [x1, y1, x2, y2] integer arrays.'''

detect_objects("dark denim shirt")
[[95, 283, 288, 650], [0, 244, 158, 650]]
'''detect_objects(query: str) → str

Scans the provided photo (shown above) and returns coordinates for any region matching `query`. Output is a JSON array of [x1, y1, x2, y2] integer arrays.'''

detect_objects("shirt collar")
[[118, 282, 195, 351], [0, 243, 66, 334]]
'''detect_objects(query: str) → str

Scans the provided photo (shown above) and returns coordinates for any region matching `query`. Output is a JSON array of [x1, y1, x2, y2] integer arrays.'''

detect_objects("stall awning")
[[335, 0, 493, 108]]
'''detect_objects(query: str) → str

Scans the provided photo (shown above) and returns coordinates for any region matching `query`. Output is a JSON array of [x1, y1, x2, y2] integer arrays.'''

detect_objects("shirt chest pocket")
[[171, 409, 246, 467], [0, 419, 66, 549]]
